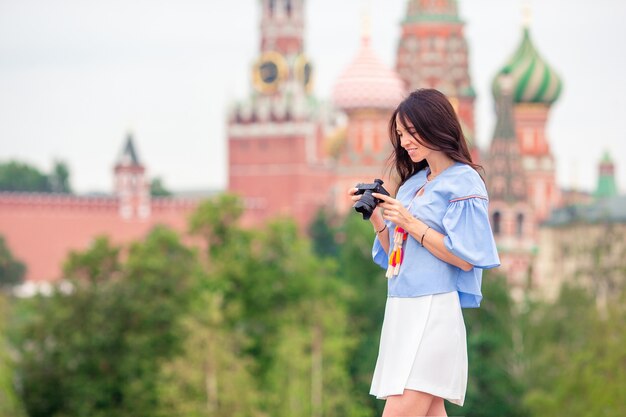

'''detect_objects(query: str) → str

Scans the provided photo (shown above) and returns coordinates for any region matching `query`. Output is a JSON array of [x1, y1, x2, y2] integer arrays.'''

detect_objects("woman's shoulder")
[[440, 162, 487, 201]]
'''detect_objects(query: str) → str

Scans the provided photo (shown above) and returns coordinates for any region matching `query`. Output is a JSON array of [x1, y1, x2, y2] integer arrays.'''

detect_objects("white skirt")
[[369, 291, 468, 406]]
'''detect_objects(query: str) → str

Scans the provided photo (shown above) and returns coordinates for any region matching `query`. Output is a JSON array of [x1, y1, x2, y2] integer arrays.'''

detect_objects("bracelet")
[[376, 224, 387, 234], [420, 226, 431, 246]]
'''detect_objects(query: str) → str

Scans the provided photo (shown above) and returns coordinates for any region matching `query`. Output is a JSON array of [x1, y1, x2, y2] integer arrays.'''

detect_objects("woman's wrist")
[[370, 211, 385, 233], [406, 217, 427, 236]]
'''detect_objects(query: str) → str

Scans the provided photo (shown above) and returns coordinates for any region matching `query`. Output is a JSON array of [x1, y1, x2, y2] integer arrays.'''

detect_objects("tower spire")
[[113, 133, 150, 219], [522, 0, 532, 28], [117, 131, 141, 167], [361, 0, 371, 44], [487, 74, 527, 203]]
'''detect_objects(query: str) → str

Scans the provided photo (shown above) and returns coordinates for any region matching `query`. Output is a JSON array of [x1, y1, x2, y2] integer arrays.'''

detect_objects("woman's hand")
[[350, 188, 389, 253], [348, 187, 360, 204], [348, 187, 384, 227], [372, 192, 418, 231]]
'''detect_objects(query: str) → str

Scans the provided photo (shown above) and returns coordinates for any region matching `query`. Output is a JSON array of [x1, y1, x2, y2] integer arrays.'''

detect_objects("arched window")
[[516, 213, 524, 238], [492, 211, 501, 236]]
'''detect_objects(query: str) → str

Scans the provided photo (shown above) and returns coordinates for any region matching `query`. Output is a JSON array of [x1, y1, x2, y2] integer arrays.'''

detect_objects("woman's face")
[[395, 114, 432, 163]]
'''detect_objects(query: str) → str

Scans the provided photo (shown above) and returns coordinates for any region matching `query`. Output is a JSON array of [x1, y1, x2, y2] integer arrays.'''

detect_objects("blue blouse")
[[372, 162, 500, 308]]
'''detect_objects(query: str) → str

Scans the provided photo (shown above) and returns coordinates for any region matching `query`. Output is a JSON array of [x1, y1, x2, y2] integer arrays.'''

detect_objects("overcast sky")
[[1, 0, 625, 194]]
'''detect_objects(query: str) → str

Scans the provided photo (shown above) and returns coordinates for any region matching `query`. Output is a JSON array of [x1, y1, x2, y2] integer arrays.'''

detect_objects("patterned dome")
[[333, 37, 405, 111], [492, 28, 562, 105]]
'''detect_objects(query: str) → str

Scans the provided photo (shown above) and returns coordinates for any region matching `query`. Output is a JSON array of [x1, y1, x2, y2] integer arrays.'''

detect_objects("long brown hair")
[[386, 89, 482, 191]]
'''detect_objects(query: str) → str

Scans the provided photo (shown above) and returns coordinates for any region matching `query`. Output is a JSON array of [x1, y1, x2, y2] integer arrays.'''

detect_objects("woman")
[[349, 89, 500, 417]]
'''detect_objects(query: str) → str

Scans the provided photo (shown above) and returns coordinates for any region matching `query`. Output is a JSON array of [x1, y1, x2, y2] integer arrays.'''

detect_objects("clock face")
[[259, 61, 279, 84], [252, 51, 287, 93], [295, 54, 313, 92]]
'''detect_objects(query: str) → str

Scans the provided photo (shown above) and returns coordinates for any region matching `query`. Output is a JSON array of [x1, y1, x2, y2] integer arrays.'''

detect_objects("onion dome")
[[332, 37, 405, 111], [492, 28, 562, 105]]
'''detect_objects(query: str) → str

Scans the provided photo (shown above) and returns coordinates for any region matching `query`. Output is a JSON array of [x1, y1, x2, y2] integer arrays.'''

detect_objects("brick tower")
[[114, 133, 151, 220], [492, 26, 563, 222], [486, 75, 535, 296], [395, 0, 477, 156], [331, 21, 405, 213], [228, 0, 332, 227]]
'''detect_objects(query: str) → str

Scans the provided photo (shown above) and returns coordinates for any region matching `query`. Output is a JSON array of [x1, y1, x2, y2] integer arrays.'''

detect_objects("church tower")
[[492, 25, 562, 222], [228, 0, 332, 227], [332, 17, 405, 214], [594, 151, 618, 199], [114, 133, 151, 220], [395, 0, 477, 153], [486, 76, 535, 296]]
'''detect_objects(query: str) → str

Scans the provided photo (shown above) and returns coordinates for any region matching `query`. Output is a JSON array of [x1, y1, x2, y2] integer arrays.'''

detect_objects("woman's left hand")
[[372, 193, 418, 230]]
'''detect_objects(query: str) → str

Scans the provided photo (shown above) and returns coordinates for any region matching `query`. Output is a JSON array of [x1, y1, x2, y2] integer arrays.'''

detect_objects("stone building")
[[535, 153, 625, 302]]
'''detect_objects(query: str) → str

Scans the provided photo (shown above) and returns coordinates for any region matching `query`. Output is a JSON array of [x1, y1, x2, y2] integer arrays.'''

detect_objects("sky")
[[0, 0, 625, 194]]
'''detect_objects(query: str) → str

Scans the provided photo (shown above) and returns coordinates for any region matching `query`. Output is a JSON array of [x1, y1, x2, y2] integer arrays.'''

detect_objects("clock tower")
[[253, 0, 313, 96], [228, 0, 332, 227]]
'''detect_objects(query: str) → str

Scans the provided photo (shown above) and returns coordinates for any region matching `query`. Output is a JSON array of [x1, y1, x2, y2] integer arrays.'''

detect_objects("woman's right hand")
[[348, 187, 383, 225], [348, 187, 361, 204]]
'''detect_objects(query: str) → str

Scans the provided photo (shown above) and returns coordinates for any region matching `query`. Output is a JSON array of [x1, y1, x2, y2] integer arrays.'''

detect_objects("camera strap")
[[384, 180, 427, 279], [385, 226, 408, 279]]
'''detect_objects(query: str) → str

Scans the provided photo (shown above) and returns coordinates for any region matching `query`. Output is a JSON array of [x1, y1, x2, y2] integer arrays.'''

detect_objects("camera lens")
[[353, 191, 377, 220]]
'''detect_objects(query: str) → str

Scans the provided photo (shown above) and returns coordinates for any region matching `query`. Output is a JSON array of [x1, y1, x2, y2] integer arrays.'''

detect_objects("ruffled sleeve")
[[442, 196, 500, 269], [372, 220, 392, 270]]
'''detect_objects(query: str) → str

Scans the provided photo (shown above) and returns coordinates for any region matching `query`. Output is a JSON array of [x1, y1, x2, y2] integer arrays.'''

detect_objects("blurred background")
[[1, 0, 625, 416]]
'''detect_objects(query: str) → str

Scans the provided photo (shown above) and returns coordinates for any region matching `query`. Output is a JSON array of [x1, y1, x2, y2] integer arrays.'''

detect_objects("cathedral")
[[227, 0, 566, 286], [1, 1, 619, 298]]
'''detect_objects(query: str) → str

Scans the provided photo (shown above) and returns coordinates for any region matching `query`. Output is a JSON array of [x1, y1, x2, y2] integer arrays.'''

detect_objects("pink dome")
[[333, 38, 406, 111]]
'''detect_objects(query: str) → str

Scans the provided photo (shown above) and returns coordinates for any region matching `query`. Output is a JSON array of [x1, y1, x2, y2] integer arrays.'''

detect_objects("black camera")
[[353, 179, 390, 220]]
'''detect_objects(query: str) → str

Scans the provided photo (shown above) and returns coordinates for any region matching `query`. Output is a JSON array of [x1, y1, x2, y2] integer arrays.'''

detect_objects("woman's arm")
[[369, 209, 390, 254], [404, 220, 472, 271], [372, 192, 473, 271]]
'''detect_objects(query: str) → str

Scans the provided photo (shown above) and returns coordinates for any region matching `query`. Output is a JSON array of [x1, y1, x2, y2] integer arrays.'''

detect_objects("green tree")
[[308, 207, 339, 258], [0, 236, 26, 291], [188, 193, 244, 259], [48, 160, 72, 193], [157, 195, 261, 416], [63, 236, 121, 285], [14, 228, 197, 417], [0, 294, 26, 417], [0, 161, 51, 192], [150, 178, 172, 197], [0, 160, 72, 193], [157, 281, 262, 417], [157, 195, 365, 416], [447, 271, 527, 417], [248, 220, 364, 417], [522, 283, 626, 417], [336, 213, 388, 416]]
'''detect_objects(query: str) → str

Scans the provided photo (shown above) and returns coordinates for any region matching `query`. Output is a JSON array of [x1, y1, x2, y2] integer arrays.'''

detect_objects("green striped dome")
[[492, 28, 562, 105]]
